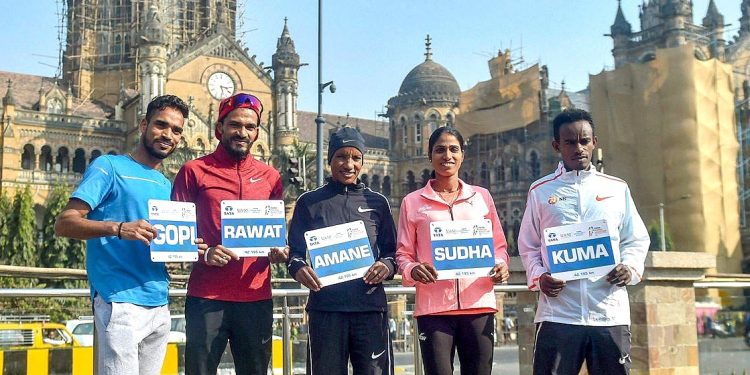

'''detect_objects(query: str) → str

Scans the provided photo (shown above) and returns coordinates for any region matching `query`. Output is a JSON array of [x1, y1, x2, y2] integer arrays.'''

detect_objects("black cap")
[[328, 127, 365, 163]]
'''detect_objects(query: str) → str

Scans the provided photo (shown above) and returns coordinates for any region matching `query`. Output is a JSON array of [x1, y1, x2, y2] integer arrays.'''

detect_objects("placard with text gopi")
[[148, 199, 198, 262]]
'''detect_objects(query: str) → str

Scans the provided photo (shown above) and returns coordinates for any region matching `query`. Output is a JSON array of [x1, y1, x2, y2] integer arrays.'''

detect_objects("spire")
[[424, 34, 432, 61], [611, 0, 632, 36], [272, 18, 300, 69], [140, 3, 167, 45], [3, 79, 14, 106], [702, 0, 724, 29]]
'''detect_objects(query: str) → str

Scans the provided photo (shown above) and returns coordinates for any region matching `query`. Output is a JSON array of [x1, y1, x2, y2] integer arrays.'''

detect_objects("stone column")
[[509, 252, 715, 375]]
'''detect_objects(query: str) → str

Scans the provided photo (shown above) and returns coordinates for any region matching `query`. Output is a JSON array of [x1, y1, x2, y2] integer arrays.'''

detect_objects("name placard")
[[221, 200, 286, 257], [148, 199, 198, 262], [543, 219, 618, 281], [430, 219, 495, 280], [304, 220, 374, 287]]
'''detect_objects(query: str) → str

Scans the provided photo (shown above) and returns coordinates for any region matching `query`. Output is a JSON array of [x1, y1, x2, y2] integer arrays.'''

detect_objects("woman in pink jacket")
[[396, 126, 510, 375]]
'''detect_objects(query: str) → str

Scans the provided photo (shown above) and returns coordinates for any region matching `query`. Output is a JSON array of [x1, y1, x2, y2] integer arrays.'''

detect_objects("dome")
[[399, 60, 460, 97], [388, 36, 460, 108]]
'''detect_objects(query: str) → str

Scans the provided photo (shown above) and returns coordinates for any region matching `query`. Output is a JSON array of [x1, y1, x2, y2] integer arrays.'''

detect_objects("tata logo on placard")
[[151, 205, 159, 212], [432, 226, 444, 238], [547, 232, 558, 243], [224, 205, 234, 216], [308, 235, 319, 246]]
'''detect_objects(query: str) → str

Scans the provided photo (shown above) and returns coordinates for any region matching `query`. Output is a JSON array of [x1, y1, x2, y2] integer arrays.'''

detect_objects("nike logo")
[[261, 336, 272, 344], [249, 177, 263, 183], [358, 206, 376, 213], [371, 350, 385, 359], [595, 195, 613, 201], [418, 333, 426, 341], [342, 140, 357, 143]]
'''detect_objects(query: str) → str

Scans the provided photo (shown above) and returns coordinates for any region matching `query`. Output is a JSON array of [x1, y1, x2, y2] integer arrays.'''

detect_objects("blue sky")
[[0, 1, 742, 120]]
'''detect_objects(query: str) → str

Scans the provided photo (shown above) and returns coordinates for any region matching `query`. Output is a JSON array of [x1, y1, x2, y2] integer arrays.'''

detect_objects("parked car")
[[66, 316, 94, 346]]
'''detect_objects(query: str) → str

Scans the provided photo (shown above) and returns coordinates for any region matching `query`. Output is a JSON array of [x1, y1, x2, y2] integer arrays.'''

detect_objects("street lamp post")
[[315, 0, 335, 187]]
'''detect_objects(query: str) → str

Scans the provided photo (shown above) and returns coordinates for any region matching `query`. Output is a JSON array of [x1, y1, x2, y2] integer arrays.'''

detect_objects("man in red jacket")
[[172, 93, 287, 375]]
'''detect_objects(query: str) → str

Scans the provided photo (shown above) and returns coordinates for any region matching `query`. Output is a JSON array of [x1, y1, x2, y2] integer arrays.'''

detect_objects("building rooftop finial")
[[425, 34, 432, 61]]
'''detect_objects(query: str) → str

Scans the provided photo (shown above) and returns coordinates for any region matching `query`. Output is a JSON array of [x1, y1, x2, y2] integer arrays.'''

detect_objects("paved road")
[[393, 345, 520, 374], [698, 337, 750, 375]]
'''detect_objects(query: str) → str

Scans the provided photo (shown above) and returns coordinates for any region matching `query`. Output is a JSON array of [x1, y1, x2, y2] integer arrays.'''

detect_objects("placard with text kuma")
[[221, 200, 286, 257], [543, 219, 618, 281], [148, 199, 198, 262], [305, 220, 375, 287], [429, 219, 496, 280]]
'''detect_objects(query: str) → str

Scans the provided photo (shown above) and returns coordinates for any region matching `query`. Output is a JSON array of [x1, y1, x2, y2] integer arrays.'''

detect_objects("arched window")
[[400, 117, 408, 146], [529, 151, 540, 178], [196, 138, 206, 154], [72, 148, 86, 173], [55, 147, 70, 173], [446, 112, 455, 127], [407, 171, 417, 192], [40, 146, 53, 171], [361, 174, 369, 187], [114, 35, 123, 62], [389, 120, 396, 149], [421, 169, 430, 187], [496, 159, 505, 185], [428, 113, 439, 134], [22, 144, 35, 170], [90, 149, 102, 163], [371, 175, 381, 192], [510, 157, 520, 182], [480, 162, 489, 187], [382, 176, 391, 197], [47, 98, 64, 114], [107, 150, 118, 155]]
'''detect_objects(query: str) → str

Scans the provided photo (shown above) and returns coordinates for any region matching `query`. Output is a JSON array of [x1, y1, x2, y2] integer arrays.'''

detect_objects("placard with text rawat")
[[542, 219, 618, 281], [221, 200, 286, 257], [429, 219, 495, 280], [304, 220, 374, 287], [148, 199, 198, 262]]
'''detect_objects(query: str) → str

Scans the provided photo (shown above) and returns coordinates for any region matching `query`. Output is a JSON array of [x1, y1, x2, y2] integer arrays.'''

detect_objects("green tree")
[[40, 184, 87, 288], [647, 219, 674, 251], [0, 190, 12, 263], [6, 185, 38, 267]]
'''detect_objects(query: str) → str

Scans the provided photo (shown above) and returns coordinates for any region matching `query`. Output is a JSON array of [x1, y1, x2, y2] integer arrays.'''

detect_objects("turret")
[[271, 18, 301, 147], [702, 0, 725, 60]]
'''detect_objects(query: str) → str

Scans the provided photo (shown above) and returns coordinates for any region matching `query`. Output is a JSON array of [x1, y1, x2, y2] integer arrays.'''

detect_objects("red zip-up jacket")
[[172, 145, 283, 302]]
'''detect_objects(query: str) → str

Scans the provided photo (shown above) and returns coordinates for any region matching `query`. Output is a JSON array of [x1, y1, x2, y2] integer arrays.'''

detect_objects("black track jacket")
[[287, 178, 397, 312]]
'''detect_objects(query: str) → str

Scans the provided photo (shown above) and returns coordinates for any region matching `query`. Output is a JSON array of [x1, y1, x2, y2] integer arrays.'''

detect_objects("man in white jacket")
[[519, 108, 649, 375]]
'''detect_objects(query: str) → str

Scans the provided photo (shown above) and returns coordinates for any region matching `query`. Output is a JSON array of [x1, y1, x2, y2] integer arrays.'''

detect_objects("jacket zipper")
[[237, 162, 243, 199], [447, 201, 460, 310]]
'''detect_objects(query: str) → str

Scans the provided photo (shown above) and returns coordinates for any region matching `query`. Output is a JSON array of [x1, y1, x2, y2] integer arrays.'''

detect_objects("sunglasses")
[[218, 93, 264, 122]]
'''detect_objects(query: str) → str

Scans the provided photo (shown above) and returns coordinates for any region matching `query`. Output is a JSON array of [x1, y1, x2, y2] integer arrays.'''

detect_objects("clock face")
[[207, 72, 235, 100]]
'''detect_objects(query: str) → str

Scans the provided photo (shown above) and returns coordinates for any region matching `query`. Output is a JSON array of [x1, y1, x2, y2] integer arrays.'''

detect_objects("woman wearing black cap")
[[287, 126, 397, 375]]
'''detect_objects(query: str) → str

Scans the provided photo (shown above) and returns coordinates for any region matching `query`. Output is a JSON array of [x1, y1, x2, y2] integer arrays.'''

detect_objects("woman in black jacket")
[[287, 126, 397, 375]]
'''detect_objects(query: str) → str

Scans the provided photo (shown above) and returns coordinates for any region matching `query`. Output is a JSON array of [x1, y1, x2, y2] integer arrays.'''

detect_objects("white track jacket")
[[519, 162, 649, 326]]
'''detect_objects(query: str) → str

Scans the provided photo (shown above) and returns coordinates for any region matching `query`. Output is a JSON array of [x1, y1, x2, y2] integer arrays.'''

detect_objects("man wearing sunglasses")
[[172, 93, 287, 374]]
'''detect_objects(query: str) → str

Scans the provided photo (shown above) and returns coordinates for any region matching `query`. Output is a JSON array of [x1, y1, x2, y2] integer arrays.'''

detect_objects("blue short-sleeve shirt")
[[72, 155, 171, 306]]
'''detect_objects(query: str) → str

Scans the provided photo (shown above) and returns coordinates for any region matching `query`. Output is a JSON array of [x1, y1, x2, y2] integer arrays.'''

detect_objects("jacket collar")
[[325, 176, 365, 194], [556, 161, 598, 182], [420, 178, 477, 203], [211, 143, 257, 171]]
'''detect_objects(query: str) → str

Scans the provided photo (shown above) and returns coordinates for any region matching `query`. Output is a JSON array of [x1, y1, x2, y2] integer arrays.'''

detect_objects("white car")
[[65, 318, 94, 347], [65, 315, 186, 346]]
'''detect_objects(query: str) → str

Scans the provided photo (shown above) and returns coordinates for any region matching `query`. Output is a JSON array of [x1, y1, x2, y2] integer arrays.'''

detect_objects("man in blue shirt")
[[55, 95, 203, 374]]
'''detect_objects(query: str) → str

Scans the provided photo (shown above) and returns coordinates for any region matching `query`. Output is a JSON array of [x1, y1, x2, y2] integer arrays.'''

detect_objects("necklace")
[[436, 189, 460, 205]]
